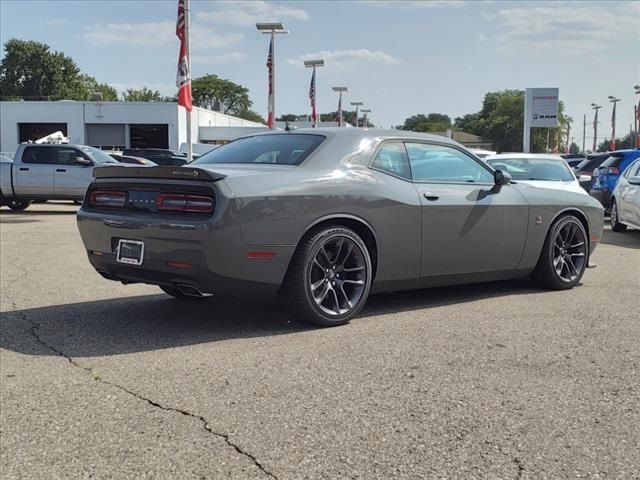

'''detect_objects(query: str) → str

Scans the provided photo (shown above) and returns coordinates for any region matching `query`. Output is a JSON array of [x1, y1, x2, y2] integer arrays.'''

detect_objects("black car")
[[560, 154, 585, 169], [122, 148, 189, 166], [573, 153, 610, 191]]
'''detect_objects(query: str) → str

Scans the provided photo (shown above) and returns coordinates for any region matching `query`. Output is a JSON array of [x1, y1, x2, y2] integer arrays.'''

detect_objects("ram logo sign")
[[525, 88, 559, 128]]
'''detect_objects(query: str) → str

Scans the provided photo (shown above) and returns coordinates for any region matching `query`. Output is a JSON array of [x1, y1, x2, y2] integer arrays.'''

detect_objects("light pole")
[[304, 59, 324, 128], [591, 103, 602, 152], [634, 85, 640, 148], [350, 101, 363, 127], [608, 95, 620, 150], [361, 109, 371, 128], [332, 87, 348, 127], [256, 22, 288, 130]]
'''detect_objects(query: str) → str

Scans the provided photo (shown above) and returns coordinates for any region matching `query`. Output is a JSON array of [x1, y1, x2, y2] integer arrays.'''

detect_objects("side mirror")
[[578, 174, 591, 182], [73, 157, 92, 166], [494, 169, 512, 186], [628, 176, 640, 186]]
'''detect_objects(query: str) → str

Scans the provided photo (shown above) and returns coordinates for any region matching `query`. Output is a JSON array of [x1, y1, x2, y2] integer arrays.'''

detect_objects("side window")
[[22, 147, 55, 164], [54, 147, 87, 165], [406, 143, 494, 183], [631, 161, 640, 177], [370, 142, 411, 180]]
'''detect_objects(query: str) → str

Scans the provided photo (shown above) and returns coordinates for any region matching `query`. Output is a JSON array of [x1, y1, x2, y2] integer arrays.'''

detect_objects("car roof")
[[248, 127, 461, 146], [485, 153, 565, 161]]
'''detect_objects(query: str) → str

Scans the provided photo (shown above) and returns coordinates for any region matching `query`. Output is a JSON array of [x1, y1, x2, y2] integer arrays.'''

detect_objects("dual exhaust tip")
[[96, 269, 211, 298]]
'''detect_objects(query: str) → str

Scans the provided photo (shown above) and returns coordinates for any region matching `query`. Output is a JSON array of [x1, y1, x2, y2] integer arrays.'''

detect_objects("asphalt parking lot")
[[1, 202, 639, 479]]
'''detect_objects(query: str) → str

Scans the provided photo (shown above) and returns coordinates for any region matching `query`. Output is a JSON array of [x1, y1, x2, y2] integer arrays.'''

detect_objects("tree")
[[191, 74, 251, 115], [569, 142, 581, 155], [122, 87, 163, 102], [0, 39, 82, 100], [78, 74, 118, 101], [277, 114, 301, 122], [397, 113, 452, 132]]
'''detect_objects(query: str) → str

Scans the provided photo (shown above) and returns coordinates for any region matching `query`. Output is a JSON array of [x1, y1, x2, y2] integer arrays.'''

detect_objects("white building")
[[0, 101, 266, 154]]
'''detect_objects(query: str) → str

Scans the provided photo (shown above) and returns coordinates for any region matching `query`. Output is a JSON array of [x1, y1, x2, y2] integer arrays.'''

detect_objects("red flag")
[[309, 69, 317, 127], [266, 37, 274, 128], [176, 0, 192, 111], [610, 102, 616, 151]]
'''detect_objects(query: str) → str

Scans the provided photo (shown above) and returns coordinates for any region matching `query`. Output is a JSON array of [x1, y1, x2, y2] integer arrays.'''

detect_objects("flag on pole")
[[176, 0, 192, 111], [610, 102, 616, 151], [309, 69, 317, 127], [266, 37, 274, 128], [337, 93, 343, 127]]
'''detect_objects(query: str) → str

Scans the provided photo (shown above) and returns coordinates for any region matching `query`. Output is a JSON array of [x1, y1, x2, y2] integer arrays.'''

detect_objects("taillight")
[[89, 190, 127, 208], [156, 193, 214, 213], [605, 167, 620, 175]]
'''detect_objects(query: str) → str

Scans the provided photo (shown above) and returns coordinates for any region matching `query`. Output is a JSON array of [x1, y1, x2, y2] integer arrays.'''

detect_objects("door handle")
[[423, 192, 439, 201], [19, 167, 29, 171], [56, 169, 67, 172]]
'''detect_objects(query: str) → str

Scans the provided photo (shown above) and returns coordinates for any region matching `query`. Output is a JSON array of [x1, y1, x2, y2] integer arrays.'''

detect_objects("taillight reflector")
[[89, 190, 127, 208], [606, 167, 620, 175], [247, 251, 276, 259], [167, 261, 192, 269], [157, 193, 213, 213]]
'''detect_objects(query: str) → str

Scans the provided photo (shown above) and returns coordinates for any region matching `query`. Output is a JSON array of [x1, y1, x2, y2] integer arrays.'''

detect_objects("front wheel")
[[610, 199, 626, 232], [8, 200, 32, 211], [532, 215, 588, 290], [283, 225, 373, 326]]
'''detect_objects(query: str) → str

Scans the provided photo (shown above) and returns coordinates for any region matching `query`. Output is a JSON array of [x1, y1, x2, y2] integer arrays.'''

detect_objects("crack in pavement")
[[22, 314, 278, 480], [514, 456, 525, 479]]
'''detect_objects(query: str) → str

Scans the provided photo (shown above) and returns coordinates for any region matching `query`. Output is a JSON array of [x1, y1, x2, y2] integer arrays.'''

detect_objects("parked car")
[[109, 153, 157, 166], [610, 159, 640, 232], [589, 149, 640, 211], [560, 154, 586, 168], [122, 148, 189, 166], [0, 143, 118, 211], [573, 153, 610, 191], [468, 148, 496, 159], [77, 129, 604, 327], [485, 153, 590, 194]]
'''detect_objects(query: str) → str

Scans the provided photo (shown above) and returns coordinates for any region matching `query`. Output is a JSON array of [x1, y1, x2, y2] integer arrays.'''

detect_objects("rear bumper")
[[77, 210, 295, 299]]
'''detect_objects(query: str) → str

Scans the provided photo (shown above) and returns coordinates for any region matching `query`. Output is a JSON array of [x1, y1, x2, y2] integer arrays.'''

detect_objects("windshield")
[[82, 146, 118, 164], [193, 134, 325, 166], [487, 157, 574, 181]]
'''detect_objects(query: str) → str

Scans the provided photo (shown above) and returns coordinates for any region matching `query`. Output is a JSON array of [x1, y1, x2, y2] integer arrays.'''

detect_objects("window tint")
[[601, 155, 623, 168], [627, 160, 640, 177], [486, 157, 574, 181], [22, 146, 56, 164], [193, 134, 324, 166], [370, 142, 411, 179], [406, 143, 494, 183]]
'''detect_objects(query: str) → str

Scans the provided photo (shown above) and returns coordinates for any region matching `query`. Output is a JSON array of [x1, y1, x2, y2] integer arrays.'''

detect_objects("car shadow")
[[0, 279, 543, 358], [600, 228, 640, 249]]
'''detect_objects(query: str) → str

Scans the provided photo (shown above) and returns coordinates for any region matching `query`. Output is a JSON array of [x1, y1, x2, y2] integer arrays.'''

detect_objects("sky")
[[1, 0, 639, 145]]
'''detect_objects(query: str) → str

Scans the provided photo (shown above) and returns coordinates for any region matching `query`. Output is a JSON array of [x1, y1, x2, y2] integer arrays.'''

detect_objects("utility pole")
[[608, 96, 620, 150], [361, 109, 371, 128], [351, 101, 363, 127], [332, 87, 348, 127]]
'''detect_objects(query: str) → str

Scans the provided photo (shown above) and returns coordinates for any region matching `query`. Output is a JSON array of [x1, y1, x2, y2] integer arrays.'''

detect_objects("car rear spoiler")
[[93, 165, 226, 182]]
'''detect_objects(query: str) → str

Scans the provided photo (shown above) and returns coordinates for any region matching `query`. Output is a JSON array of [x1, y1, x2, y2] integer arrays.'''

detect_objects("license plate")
[[116, 239, 144, 265]]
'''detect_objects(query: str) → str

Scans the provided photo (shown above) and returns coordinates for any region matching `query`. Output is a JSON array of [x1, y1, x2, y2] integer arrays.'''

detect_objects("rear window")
[[193, 134, 325, 166], [600, 155, 623, 168], [575, 156, 606, 172]]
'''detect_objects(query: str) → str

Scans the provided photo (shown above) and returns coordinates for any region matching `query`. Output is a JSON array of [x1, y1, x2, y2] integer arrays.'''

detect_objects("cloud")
[[489, 2, 640, 53], [191, 52, 247, 64], [84, 22, 243, 48], [289, 49, 402, 68], [197, 1, 309, 26]]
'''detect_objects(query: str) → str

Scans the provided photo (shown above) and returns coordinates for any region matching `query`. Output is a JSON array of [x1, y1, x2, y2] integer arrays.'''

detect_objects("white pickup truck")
[[0, 144, 119, 210]]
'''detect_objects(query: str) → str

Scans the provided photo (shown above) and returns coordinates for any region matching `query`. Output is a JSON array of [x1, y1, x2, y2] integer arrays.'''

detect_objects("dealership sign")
[[523, 87, 559, 152], [526, 88, 559, 128]]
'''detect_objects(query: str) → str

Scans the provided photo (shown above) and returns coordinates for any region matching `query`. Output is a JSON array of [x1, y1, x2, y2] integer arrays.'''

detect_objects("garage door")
[[85, 124, 126, 149]]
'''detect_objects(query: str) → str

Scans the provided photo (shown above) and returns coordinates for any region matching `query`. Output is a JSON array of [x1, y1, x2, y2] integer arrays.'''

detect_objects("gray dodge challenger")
[[77, 129, 604, 326]]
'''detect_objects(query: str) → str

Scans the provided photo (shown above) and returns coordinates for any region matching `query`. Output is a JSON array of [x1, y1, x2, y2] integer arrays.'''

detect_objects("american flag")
[[337, 93, 343, 127], [309, 69, 317, 127], [175, 0, 192, 111], [266, 37, 274, 128]]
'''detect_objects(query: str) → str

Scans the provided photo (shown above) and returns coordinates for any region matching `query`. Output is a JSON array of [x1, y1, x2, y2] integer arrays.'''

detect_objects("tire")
[[159, 285, 207, 300], [283, 225, 373, 327], [610, 199, 627, 232], [8, 200, 32, 211], [532, 215, 589, 290]]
